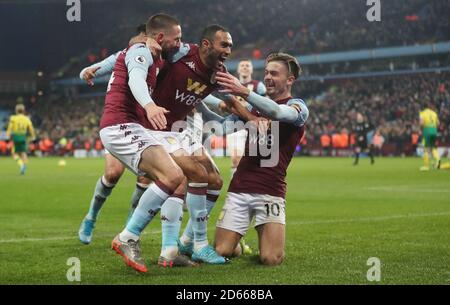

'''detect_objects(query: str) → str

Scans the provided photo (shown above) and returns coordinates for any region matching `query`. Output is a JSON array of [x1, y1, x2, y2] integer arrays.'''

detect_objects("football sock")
[[185, 183, 209, 251], [354, 153, 360, 165], [160, 194, 184, 259], [121, 180, 173, 241], [181, 189, 219, 247], [423, 150, 430, 167], [86, 176, 115, 221], [432, 148, 440, 164], [126, 182, 148, 223]]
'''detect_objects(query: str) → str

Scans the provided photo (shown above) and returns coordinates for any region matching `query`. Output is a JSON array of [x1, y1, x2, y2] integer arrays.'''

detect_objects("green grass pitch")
[[0, 156, 449, 284]]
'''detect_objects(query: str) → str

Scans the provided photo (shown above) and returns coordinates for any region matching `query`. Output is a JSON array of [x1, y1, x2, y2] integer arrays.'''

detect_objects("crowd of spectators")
[[64, 0, 450, 77], [296, 72, 450, 155]]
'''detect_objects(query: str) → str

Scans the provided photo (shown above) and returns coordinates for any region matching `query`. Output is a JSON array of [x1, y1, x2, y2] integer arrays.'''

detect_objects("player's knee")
[[260, 252, 284, 266], [187, 162, 209, 184], [208, 172, 223, 190], [104, 166, 124, 184], [159, 167, 184, 191]]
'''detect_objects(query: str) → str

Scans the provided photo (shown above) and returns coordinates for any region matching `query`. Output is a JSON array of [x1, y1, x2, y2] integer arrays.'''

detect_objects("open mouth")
[[217, 55, 227, 68]]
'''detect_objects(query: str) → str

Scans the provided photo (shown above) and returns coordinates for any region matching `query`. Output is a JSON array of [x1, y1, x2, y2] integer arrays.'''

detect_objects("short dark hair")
[[146, 13, 180, 35], [136, 24, 147, 35], [200, 24, 228, 44], [266, 52, 302, 79]]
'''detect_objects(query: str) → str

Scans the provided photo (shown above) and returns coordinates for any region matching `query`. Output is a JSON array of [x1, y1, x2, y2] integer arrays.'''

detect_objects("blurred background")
[[0, 0, 449, 158]]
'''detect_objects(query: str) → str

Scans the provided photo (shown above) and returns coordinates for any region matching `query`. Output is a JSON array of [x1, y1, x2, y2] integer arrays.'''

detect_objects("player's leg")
[[19, 151, 28, 175], [353, 146, 361, 165], [254, 194, 286, 265], [178, 148, 226, 260], [369, 144, 375, 165], [430, 135, 440, 169], [158, 178, 197, 267], [126, 175, 152, 223], [12, 141, 25, 174], [114, 145, 184, 272], [215, 192, 251, 258], [421, 135, 431, 171], [78, 153, 125, 244], [171, 151, 227, 264], [215, 227, 242, 257], [256, 223, 285, 266]]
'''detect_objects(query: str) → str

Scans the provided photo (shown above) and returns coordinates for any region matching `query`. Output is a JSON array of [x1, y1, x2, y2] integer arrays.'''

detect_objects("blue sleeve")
[[79, 51, 120, 80], [203, 94, 223, 108], [286, 99, 309, 127], [125, 43, 154, 74], [246, 92, 308, 126], [256, 82, 266, 96], [125, 44, 155, 107]]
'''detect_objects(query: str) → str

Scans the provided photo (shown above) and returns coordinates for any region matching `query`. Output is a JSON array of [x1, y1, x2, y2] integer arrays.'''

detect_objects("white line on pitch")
[[291, 212, 450, 225]]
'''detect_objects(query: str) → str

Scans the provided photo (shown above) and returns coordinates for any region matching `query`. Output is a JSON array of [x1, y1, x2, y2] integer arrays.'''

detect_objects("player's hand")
[[218, 101, 231, 113], [144, 103, 170, 130], [216, 72, 250, 98], [146, 38, 162, 57], [82, 66, 101, 86], [223, 95, 245, 114]]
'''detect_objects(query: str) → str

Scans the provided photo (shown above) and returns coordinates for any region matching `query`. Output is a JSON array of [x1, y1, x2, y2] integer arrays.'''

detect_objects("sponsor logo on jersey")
[[186, 78, 207, 95]]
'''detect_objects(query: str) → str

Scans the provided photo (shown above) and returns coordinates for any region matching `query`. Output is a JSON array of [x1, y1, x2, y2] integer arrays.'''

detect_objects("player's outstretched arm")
[[79, 52, 120, 86], [216, 72, 308, 127]]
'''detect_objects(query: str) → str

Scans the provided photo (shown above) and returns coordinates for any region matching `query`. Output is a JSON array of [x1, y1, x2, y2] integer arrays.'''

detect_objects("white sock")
[[119, 229, 139, 242], [160, 246, 179, 260]]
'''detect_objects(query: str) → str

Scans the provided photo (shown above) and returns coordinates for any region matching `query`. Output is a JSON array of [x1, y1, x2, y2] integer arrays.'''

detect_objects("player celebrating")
[[78, 24, 154, 246], [105, 20, 236, 271], [6, 104, 36, 175], [352, 113, 375, 166], [214, 52, 309, 266], [85, 23, 236, 268], [419, 102, 440, 171]]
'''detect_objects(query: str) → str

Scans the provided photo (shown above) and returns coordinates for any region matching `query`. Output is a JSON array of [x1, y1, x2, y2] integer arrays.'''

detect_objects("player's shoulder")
[[171, 43, 196, 63], [287, 98, 306, 108], [126, 43, 152, 57]]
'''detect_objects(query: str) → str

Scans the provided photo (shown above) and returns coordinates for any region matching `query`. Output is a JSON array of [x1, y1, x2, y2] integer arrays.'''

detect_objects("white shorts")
[[150, 130, 203, 156], [99, 123, 162, 176], [226, 130, 247, 156], [216, 192, 286, 236]]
